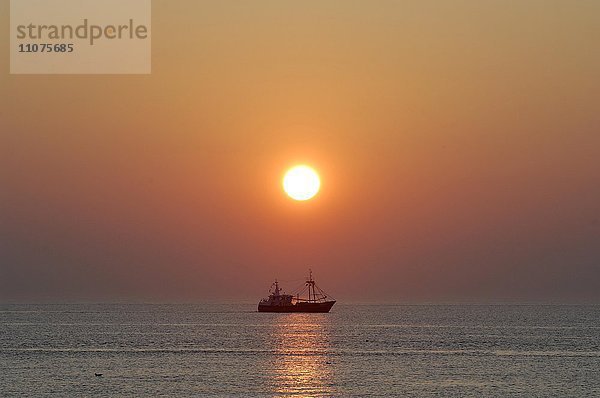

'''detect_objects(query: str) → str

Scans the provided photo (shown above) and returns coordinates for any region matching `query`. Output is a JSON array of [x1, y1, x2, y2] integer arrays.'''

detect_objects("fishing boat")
[[258, 270, 336, 313]]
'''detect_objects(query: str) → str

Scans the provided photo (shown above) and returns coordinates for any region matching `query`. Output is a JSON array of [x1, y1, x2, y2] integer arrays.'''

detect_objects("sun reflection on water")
[[268, 314, 335, 397]]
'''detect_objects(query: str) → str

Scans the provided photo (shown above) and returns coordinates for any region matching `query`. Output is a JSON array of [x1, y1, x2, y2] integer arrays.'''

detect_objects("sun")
[[283, 165, 321, 201]]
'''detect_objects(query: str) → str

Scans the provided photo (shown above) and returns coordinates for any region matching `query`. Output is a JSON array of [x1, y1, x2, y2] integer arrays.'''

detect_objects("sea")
[[1, 303, 599, 397]]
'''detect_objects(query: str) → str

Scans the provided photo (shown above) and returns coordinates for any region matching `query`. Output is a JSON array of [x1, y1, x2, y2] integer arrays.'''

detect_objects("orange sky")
[[1, 1, 600, 301]]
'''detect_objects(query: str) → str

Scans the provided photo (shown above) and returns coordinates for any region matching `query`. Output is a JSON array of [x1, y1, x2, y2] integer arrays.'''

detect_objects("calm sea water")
[[1, 304, 599, 397]]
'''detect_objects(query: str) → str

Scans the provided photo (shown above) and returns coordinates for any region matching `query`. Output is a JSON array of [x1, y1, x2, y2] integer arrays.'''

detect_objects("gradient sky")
[[1, 0, 599, 301]]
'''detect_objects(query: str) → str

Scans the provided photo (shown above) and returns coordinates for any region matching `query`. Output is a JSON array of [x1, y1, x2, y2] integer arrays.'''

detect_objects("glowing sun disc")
[[283, 165, 320, 201]]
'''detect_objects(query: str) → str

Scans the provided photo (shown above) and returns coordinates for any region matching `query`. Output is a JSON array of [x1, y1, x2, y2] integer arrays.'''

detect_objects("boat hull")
[[258, 300, 336, 313]]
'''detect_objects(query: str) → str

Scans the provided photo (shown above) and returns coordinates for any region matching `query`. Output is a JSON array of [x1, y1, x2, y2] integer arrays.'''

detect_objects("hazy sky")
[[1, 0, 599, 301]]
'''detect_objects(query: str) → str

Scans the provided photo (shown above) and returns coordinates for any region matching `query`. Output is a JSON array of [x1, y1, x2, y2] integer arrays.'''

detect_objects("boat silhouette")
[[258, 269, 336, 313]]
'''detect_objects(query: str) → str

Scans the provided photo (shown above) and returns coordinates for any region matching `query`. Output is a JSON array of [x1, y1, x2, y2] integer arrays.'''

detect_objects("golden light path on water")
[[269, 314, 334, 396]]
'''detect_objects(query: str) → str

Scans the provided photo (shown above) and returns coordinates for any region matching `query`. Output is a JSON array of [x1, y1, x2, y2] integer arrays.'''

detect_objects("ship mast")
[[306, 269, 315, 302], [273, 280, 281, 297]]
